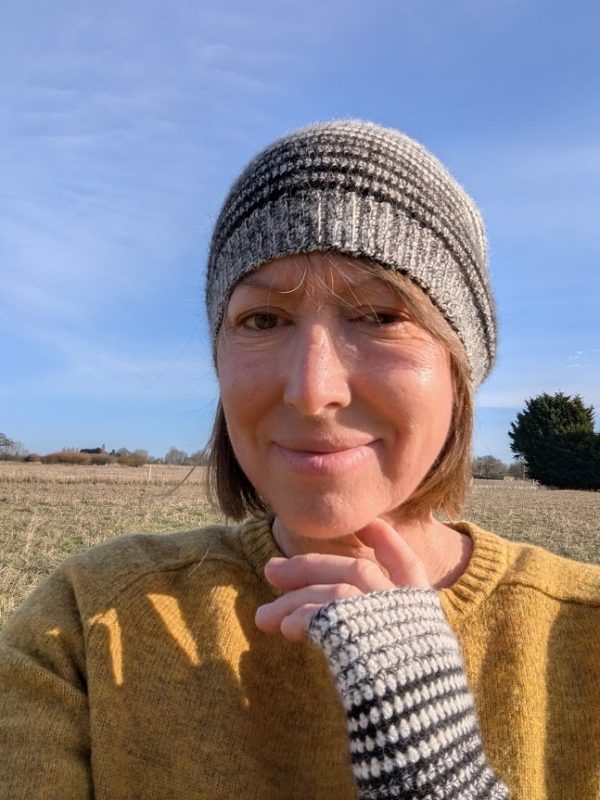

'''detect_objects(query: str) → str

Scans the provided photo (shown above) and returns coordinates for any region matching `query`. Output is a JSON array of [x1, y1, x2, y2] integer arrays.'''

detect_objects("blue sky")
[[1, 0, 598, 463]]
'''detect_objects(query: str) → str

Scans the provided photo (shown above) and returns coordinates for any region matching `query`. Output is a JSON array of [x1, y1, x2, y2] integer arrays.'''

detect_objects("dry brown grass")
[[0, 463, 598, 627], [463, 480, 599, 565], [0, 462, 222, 626]]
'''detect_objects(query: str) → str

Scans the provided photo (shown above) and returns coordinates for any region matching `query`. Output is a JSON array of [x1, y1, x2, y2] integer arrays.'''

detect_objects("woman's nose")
[[282, 323, 351, 416]]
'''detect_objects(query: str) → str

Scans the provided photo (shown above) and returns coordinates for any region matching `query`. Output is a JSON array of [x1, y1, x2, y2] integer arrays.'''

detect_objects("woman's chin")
[[271, 499, 386, 541]]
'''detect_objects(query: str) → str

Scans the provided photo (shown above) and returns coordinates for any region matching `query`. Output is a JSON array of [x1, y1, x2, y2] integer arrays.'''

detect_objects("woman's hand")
[[255, 518, 430, 642]]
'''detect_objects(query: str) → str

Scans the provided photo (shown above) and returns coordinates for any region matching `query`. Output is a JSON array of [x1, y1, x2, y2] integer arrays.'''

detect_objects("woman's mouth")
[[273, 440, 378, 476]]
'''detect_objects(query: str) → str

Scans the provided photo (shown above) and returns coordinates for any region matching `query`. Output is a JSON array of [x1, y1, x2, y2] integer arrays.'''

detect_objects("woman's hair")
[[205, 256, 473, 522]]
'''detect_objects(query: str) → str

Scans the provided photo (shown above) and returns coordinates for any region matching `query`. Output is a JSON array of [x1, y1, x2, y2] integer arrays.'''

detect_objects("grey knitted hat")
[[206, 119, 496, 386]]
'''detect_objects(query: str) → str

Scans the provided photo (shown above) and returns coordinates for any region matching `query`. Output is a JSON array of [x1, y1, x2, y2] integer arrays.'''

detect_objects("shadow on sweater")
[[544, 601, 600, 798], [472, 580, 600, 800], [80, 561, 357, 798]]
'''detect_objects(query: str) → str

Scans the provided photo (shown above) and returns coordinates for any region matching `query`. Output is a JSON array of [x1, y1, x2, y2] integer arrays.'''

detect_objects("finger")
[[255, 584, 362, 634], [264, 553, 394, 594], [355, 519, 430, 588], [279, 604, 323, 642]]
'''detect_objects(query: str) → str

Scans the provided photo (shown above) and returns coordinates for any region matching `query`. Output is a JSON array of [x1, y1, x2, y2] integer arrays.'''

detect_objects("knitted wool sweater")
[[1, 518, 599, 799]]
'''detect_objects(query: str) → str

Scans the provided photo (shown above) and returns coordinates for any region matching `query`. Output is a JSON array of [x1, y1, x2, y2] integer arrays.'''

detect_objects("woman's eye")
[[360, 310, 407, 325], [242, 312, 280, 330]]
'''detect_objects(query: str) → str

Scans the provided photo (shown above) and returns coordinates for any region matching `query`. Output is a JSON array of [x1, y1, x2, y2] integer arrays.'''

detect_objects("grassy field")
[[1, 462, 598, 626]]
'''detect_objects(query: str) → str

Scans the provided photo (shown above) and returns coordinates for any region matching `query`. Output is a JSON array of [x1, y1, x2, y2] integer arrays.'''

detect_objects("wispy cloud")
[[2, 0, 599, 456], [0, 3, 296, 334]]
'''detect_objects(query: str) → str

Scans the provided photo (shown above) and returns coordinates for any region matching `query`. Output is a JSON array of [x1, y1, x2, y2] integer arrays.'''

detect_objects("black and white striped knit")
[[308, 588, 509, 800]]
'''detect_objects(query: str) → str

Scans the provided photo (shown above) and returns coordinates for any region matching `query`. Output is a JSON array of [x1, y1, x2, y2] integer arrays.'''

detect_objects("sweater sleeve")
[[307, 587, 509, 800], [0, 568, 92, 799]]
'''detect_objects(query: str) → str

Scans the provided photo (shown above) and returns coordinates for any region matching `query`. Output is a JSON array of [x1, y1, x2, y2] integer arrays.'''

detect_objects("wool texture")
[[308, 589, 509, 799], [1, 518, 600, 799], [206, 120, 496, 386]]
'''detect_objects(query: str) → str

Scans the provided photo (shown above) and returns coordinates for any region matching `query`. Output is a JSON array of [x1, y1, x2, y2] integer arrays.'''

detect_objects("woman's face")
[[216, 253, 454, 538]]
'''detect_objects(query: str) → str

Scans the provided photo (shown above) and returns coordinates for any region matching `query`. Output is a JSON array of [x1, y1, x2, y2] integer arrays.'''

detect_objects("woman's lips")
[[273, 441, 377, 476]]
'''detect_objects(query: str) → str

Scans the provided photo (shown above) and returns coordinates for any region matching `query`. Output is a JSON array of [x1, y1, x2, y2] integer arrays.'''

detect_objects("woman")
[[1, 120, 599, 800]]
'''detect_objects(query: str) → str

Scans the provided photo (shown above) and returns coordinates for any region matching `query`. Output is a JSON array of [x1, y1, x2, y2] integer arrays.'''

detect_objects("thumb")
[[355, 519, 430, 589]]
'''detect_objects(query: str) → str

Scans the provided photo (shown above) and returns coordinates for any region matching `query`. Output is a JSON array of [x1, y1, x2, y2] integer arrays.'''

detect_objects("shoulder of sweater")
[[461, 521, 600, 606], [3, 518, 276, 645], [54, 519, 266, 610], [506, 540, 600, 605]]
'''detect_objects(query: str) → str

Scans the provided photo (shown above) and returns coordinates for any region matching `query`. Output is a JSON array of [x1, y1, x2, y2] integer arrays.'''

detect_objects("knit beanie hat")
[[206, 119, 496, 386]]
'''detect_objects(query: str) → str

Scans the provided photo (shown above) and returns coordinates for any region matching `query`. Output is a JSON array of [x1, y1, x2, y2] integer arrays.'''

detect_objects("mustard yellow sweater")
[[1, 518, 599, 799]]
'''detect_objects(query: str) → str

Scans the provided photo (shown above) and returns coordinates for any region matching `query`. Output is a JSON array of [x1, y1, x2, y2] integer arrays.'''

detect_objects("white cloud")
[[0, 2, 300, 334]]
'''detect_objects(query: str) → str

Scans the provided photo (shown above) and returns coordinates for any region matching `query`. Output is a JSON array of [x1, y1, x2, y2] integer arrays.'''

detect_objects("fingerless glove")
[[308, 588, 509, 799]]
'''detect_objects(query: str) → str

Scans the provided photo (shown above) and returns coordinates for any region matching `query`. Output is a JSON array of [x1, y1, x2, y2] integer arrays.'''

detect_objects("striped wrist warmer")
[[308, 588, 509, 800]]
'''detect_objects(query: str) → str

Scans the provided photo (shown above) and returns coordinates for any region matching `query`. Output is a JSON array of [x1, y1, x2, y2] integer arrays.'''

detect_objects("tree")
[[189, 448, 208, 466], [472, 455, 507, 480], [509, 392, 593, 456], [165, 446, 188, 465], [118, 450, 147, 467], [0, 433, 27, 459], [509, 392, 599, 489], [0, 433, 15, 456], [507, 459, 528, 480]]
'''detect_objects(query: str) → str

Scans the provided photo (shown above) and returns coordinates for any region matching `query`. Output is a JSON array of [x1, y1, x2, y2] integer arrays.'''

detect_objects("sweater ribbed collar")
[[237, 515, 509, 626]]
